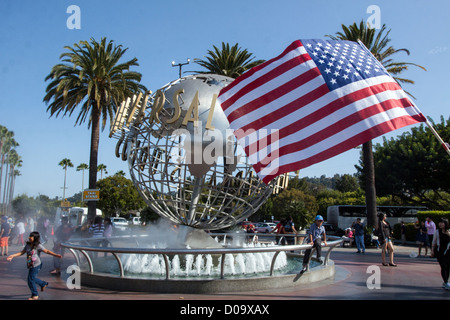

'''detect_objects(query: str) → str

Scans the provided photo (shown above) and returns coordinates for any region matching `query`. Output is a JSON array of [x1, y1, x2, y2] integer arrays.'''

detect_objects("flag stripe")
[[239, 79, 411, 151], [221, 51, 313, 114], [217, 39, 426, 184], [219, 40, 304, 101], [260, 114, 423, 182], [226, 66, 322, 124], [247, 98, 416, 170]]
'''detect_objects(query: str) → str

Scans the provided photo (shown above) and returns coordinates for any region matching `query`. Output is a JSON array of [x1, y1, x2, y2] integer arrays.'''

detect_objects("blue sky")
[[1, 0, 449, 200]]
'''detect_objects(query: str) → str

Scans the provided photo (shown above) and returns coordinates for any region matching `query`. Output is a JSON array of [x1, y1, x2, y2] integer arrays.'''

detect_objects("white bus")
[[54, 206, 102, 229], [327, 205, 428, 229]]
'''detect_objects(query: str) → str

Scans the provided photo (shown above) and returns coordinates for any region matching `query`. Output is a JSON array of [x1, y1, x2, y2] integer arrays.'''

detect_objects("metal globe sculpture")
[[112, 74, 275, 230]]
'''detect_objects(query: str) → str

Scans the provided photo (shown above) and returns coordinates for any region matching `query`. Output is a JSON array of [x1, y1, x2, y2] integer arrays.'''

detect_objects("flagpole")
[[424, 119, 450, 157]]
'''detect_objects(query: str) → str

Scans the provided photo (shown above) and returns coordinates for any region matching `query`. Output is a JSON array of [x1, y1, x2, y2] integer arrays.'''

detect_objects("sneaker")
[[41, 282, 48, 292], [28, 296, 39, 300], [444, 283, 450, 290]]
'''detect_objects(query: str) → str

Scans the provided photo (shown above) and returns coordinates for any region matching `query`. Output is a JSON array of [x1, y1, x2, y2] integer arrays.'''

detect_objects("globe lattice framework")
[[116, 74, 276, 230]]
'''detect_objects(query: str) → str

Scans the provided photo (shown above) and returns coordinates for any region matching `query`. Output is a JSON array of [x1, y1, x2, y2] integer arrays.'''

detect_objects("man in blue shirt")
[[352, 218, 365, 253], [302, 215, 327, 270]]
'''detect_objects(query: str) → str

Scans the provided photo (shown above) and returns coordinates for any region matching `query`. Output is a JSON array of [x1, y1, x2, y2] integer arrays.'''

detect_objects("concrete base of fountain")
[[78, 257, 335, 294], [66, 223, 339, 294]]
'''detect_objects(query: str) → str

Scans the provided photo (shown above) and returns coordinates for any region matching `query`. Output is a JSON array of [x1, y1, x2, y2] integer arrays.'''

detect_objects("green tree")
[[97, 174, 146, 217], [335, 174, 359, 193], [194, 42, 265, 79], [44, 37, 146, 221], [362, 116, 450, 209], [58, 158, 73, 200], [97, 163, 108, 179], [0, 126, 19, 214], [76, 163, 89, 192], [326, 21, 426, 227], [271, 189, 318, 229], [3, 150, 21, 215]]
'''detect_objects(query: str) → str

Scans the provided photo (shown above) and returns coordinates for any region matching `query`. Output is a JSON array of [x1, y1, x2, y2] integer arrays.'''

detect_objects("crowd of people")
[[243, 213, 449, 291], [1, 211, 449, 298], [1, 213, 116, 300]]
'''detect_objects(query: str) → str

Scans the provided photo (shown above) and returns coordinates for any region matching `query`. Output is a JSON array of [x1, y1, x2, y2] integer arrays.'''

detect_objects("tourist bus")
[[327, 205, 428, 229]]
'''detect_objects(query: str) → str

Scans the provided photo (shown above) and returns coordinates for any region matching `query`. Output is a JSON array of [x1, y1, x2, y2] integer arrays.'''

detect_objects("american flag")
[[217, 39, 426, 184]]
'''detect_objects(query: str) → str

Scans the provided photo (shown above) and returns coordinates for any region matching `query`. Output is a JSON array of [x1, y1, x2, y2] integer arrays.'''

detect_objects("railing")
[[62, 234, 343, 280]]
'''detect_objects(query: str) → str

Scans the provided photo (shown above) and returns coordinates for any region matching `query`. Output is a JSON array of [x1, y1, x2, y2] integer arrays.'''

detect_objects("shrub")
[[417, 211, 450, 223]]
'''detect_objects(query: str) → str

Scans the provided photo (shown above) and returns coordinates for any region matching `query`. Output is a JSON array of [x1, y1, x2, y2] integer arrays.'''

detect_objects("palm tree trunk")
[[363, 141, 377, 227], [8, 167, 16, 213], [87, 104, 101, 222], [63, 166, 67, 199], [2, 162, 9, 213]]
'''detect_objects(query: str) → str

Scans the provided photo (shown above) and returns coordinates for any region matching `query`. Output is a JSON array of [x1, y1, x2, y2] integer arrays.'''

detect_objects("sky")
[[0, 0, 449, 200]]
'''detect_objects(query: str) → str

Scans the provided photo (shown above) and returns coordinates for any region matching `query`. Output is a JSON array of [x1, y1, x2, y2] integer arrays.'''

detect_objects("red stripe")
[[227, 67, 322, 124], [249, 97, 414, 170], [260, 115, 423, 184], [219, 40, 304, 98], [234, 83, 329, 140], [221, 53, 313, 112], [240, 81, 409, 150]]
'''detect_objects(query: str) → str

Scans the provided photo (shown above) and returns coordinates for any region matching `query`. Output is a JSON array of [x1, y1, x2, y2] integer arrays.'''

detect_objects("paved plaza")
[[1, 240, 449, 301]]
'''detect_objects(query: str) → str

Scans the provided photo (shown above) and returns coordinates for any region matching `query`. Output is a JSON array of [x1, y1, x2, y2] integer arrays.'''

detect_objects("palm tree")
[[97, 163, 108, 179], [2, 149, 21, 214], [193, 42, 265, 79], [44, 37, 146, 221], [0, 126, 18, 208], [326, 21, 426, 227], [59, 158, 73, 200], [76, 163, 89, 192]]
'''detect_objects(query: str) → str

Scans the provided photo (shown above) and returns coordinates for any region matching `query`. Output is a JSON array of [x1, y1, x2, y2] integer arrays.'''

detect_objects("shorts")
[[0, 237, 8, 247]]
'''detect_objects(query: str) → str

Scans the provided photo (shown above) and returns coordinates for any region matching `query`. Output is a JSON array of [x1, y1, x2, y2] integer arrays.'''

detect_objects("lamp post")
[[172, 58, 190, 79]]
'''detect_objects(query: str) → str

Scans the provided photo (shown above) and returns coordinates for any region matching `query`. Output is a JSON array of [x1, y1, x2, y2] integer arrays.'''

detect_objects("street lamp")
[[172, 58, 190, 79]]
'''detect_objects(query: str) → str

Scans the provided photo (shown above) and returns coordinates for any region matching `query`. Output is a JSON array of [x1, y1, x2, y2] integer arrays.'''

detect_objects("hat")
[[315, 215, 324, 221]]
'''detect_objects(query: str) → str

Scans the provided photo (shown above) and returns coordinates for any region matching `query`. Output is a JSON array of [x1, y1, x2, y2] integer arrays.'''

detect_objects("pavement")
[[0, 240, 449, 301]]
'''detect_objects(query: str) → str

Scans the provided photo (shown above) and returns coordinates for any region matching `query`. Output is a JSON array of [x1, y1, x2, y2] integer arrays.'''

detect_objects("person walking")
[[7, 231, 62, 300], [302, 215, 327, 271], [377, 213, 397, 267], [352, 218, 365, 253], [50, 216, 73, 275], [415, 220, 428, 256], [425, 216, 436, 254], [400, 221, 407, 245], [283, 216, 297, 245], [431, 218, 450, 290], [0, 216, 11, 256], [15, 219, 25, 246]]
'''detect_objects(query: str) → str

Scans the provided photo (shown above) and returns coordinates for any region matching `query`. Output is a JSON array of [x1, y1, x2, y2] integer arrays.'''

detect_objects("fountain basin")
[[63, 234, 342, 293]]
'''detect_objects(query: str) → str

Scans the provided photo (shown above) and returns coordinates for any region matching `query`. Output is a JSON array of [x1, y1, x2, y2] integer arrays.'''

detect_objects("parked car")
[[255, 222, 277, 233], [129, 217, 141, 225], [111, 217, 128, 231]]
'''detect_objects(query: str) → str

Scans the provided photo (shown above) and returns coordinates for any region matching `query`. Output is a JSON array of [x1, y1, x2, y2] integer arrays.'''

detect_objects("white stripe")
[[234, 75, 403, 145], [228, 73, 325, 129], [219, 46, 307, 103], [223, 59, 317, 119], [242, 84, 412, 156], [250, 106, 419, 174]]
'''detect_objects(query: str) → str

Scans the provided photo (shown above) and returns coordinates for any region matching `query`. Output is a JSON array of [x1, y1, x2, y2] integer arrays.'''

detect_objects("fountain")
[[62, 74, 341, 293]]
